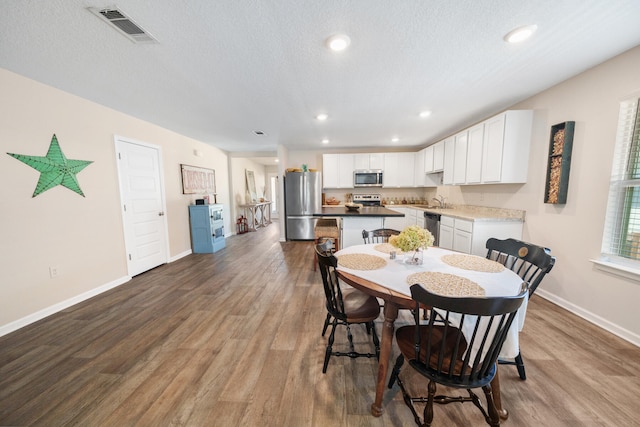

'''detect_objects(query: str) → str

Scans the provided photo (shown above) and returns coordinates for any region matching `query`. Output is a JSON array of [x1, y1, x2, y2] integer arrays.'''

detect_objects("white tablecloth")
[[335, 244, 528, 358]]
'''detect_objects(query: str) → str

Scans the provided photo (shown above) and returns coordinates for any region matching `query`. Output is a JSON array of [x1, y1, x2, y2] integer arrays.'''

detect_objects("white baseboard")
[[169, 249, 191, 262], [0, 251, 195, 338], [0, 275, 131, 338], [536, 289, 640, 348]]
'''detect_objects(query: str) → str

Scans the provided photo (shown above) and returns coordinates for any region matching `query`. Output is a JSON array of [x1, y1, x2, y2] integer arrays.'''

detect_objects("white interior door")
[[115, 137, 168, 276]]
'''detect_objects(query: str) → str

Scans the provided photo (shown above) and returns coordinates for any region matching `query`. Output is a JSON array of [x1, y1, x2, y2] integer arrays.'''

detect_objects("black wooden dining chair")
[[485, 237, 556, 380], [315, 241, 381, 373], [388, 283, 528, 427], [362, 228, 400, 244]]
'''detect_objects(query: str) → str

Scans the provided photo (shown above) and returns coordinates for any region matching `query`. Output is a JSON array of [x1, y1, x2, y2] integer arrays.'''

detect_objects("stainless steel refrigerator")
[[284, 171, 322, 240]]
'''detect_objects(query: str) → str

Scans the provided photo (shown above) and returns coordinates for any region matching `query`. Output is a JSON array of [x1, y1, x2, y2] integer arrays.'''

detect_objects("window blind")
[[601, 98, 640, 262]]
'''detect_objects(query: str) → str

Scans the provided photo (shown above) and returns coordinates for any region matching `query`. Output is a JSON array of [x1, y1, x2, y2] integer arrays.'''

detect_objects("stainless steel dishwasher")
[[424, 212, 441, 246]]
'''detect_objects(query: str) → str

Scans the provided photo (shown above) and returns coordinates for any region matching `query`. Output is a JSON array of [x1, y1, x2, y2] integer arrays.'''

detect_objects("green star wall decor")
[[7, 134, 93, 197]]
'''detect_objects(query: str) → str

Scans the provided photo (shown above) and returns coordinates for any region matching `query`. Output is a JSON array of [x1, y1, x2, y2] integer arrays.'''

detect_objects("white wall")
[[229, 158, 267, 228], [0, 68, 230, 334], [456, 46, 640, 344]]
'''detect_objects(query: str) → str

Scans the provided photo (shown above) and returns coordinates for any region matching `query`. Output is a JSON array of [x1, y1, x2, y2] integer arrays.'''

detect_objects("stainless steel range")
[[352, 194, 382, 206]]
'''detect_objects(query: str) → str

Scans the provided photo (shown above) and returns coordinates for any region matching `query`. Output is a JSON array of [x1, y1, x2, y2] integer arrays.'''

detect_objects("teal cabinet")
[[189, 204, 225, 253]]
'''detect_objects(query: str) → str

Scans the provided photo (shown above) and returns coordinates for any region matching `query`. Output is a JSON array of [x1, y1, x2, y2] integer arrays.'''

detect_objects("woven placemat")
[[441, 254, 505, 273], [373, 243, 404, 255], [337, 253, 387, 270], [407, 272, 486, 297]]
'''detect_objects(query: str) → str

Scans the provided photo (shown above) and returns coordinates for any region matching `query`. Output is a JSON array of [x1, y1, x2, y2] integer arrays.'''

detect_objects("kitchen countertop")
[[385, 204, 525, 222], [314, 206, 405, 217]]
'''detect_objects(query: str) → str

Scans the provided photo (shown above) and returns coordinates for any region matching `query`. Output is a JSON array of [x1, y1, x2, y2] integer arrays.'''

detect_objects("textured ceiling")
[[2, 1, 640, 155]]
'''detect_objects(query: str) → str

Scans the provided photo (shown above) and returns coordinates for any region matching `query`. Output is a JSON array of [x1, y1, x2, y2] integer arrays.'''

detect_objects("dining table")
[[335, 243, 527, 419]]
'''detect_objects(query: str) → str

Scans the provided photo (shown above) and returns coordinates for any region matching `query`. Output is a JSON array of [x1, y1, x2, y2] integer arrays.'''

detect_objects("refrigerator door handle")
[[302, 173, 307, 214]]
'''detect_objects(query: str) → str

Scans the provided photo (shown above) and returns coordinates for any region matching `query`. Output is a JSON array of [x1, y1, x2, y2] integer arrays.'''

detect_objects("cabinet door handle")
[[158, 212, 165, 216]]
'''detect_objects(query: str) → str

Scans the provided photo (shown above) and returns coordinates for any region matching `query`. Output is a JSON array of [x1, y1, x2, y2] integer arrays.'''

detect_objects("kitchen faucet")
[[432, 195, 446, 208]]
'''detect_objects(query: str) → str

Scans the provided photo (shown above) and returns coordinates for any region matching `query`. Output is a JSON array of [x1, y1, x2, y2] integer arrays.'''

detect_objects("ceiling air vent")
[[88, 7, 157, 44]]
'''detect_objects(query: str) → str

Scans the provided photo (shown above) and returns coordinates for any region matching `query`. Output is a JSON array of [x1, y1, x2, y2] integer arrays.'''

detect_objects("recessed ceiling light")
[[419, 110, 432, 118], [316, 113, 328, 121], [391, 137, 399, 143], [325, 34, 351, 52], [322, 139, 330, 144], [504, 25, 537, 43]]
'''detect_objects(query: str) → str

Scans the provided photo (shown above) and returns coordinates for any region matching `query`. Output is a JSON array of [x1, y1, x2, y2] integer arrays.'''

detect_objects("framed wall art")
[[544, 121, 575, 204], [181, 164, 216, 195]]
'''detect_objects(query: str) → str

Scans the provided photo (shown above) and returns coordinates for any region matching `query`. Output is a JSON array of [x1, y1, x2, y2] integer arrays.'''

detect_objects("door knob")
[[158, 212, 165, 216]]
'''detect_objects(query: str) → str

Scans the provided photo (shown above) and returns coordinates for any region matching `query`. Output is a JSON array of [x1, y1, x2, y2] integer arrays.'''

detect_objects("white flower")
[[389, 225, 434, 252]]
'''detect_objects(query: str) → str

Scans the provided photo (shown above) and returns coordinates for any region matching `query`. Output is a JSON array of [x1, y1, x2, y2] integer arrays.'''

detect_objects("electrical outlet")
[[480, 192, 485, 202], [49, 266, 59, 278]]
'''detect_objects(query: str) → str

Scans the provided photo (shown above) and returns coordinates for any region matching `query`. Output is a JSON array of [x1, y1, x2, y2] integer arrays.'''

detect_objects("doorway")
[[267, 172, 280, 218], [115, 136, 169, 276]]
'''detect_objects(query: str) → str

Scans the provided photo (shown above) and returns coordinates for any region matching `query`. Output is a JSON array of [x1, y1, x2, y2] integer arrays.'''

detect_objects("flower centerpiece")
[[389, 225, 435, 265]]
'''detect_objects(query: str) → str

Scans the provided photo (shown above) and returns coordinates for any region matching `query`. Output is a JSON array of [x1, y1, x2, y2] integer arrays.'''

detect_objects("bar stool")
[[314, 219, 340, 271]]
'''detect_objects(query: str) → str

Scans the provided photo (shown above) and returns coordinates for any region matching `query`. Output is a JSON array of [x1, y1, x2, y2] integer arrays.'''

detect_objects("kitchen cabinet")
[[385, 207, 423, 229], [440, 110, 533, 186], [354, 153, 383, 170], [342, 216, 384, 249], [433, 141, 445, 172], [423, 145, 435, 173], [438, 215, 523, 256], [323, 153, 355, 188], [442, 137, 455, 185], [189, 204, 226, 253], [481, 110, 533, 184], [425, 141, 445, 173], [439, 219, 454, 249], [415, 149, 441, 187], [466, 123, 484, 184], [453, 131, 468, 184], [383, 152, 415, 188], [384, 207, 408, 230]]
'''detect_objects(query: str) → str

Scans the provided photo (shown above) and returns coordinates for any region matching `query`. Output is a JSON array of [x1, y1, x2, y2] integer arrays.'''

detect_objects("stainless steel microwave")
[[354, 170, 383, 187]]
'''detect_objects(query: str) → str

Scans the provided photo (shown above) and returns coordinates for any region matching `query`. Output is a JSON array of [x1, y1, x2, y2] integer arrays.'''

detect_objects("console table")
[[238, 202, 272, 231]]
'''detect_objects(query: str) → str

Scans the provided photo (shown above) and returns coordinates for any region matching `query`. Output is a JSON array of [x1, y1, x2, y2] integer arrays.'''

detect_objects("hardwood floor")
[[1, 223, 639, 426]]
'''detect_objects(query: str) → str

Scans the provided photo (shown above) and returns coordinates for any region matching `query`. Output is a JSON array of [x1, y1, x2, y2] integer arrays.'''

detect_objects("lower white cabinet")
[[385, 207, 412, 230], [342, 216, 384, 249], [438, 215, 523, 256]]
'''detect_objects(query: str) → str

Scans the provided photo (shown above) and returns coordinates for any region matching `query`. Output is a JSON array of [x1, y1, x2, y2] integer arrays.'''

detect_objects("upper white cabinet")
[[384, 152, 415, 188], [481, 110, 533, 184], [453, 131, 468, 185], [433, 141, 445, 172], [322, 153, 355, 188], [441, 110, 533, 185], [442, 137, 455, 185], [354, 153, 383, 170], [466, 123, 484, 184], [415, 149, 440, 187], [423, 145, 435, 173]]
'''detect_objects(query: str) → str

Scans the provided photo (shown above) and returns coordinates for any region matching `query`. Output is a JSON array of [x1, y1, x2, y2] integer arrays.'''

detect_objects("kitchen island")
[[314, 206, 404, 248]]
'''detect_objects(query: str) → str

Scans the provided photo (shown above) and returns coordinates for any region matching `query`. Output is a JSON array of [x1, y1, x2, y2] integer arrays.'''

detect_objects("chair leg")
[[515, 352, 526, 380], [423, 380, 437, 427], [370, 321, 380, 360], [321, 313, 331, 336], [481, 385, 501, 427], [322, 319, 338, 373], [388, 354, 404, 388]]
